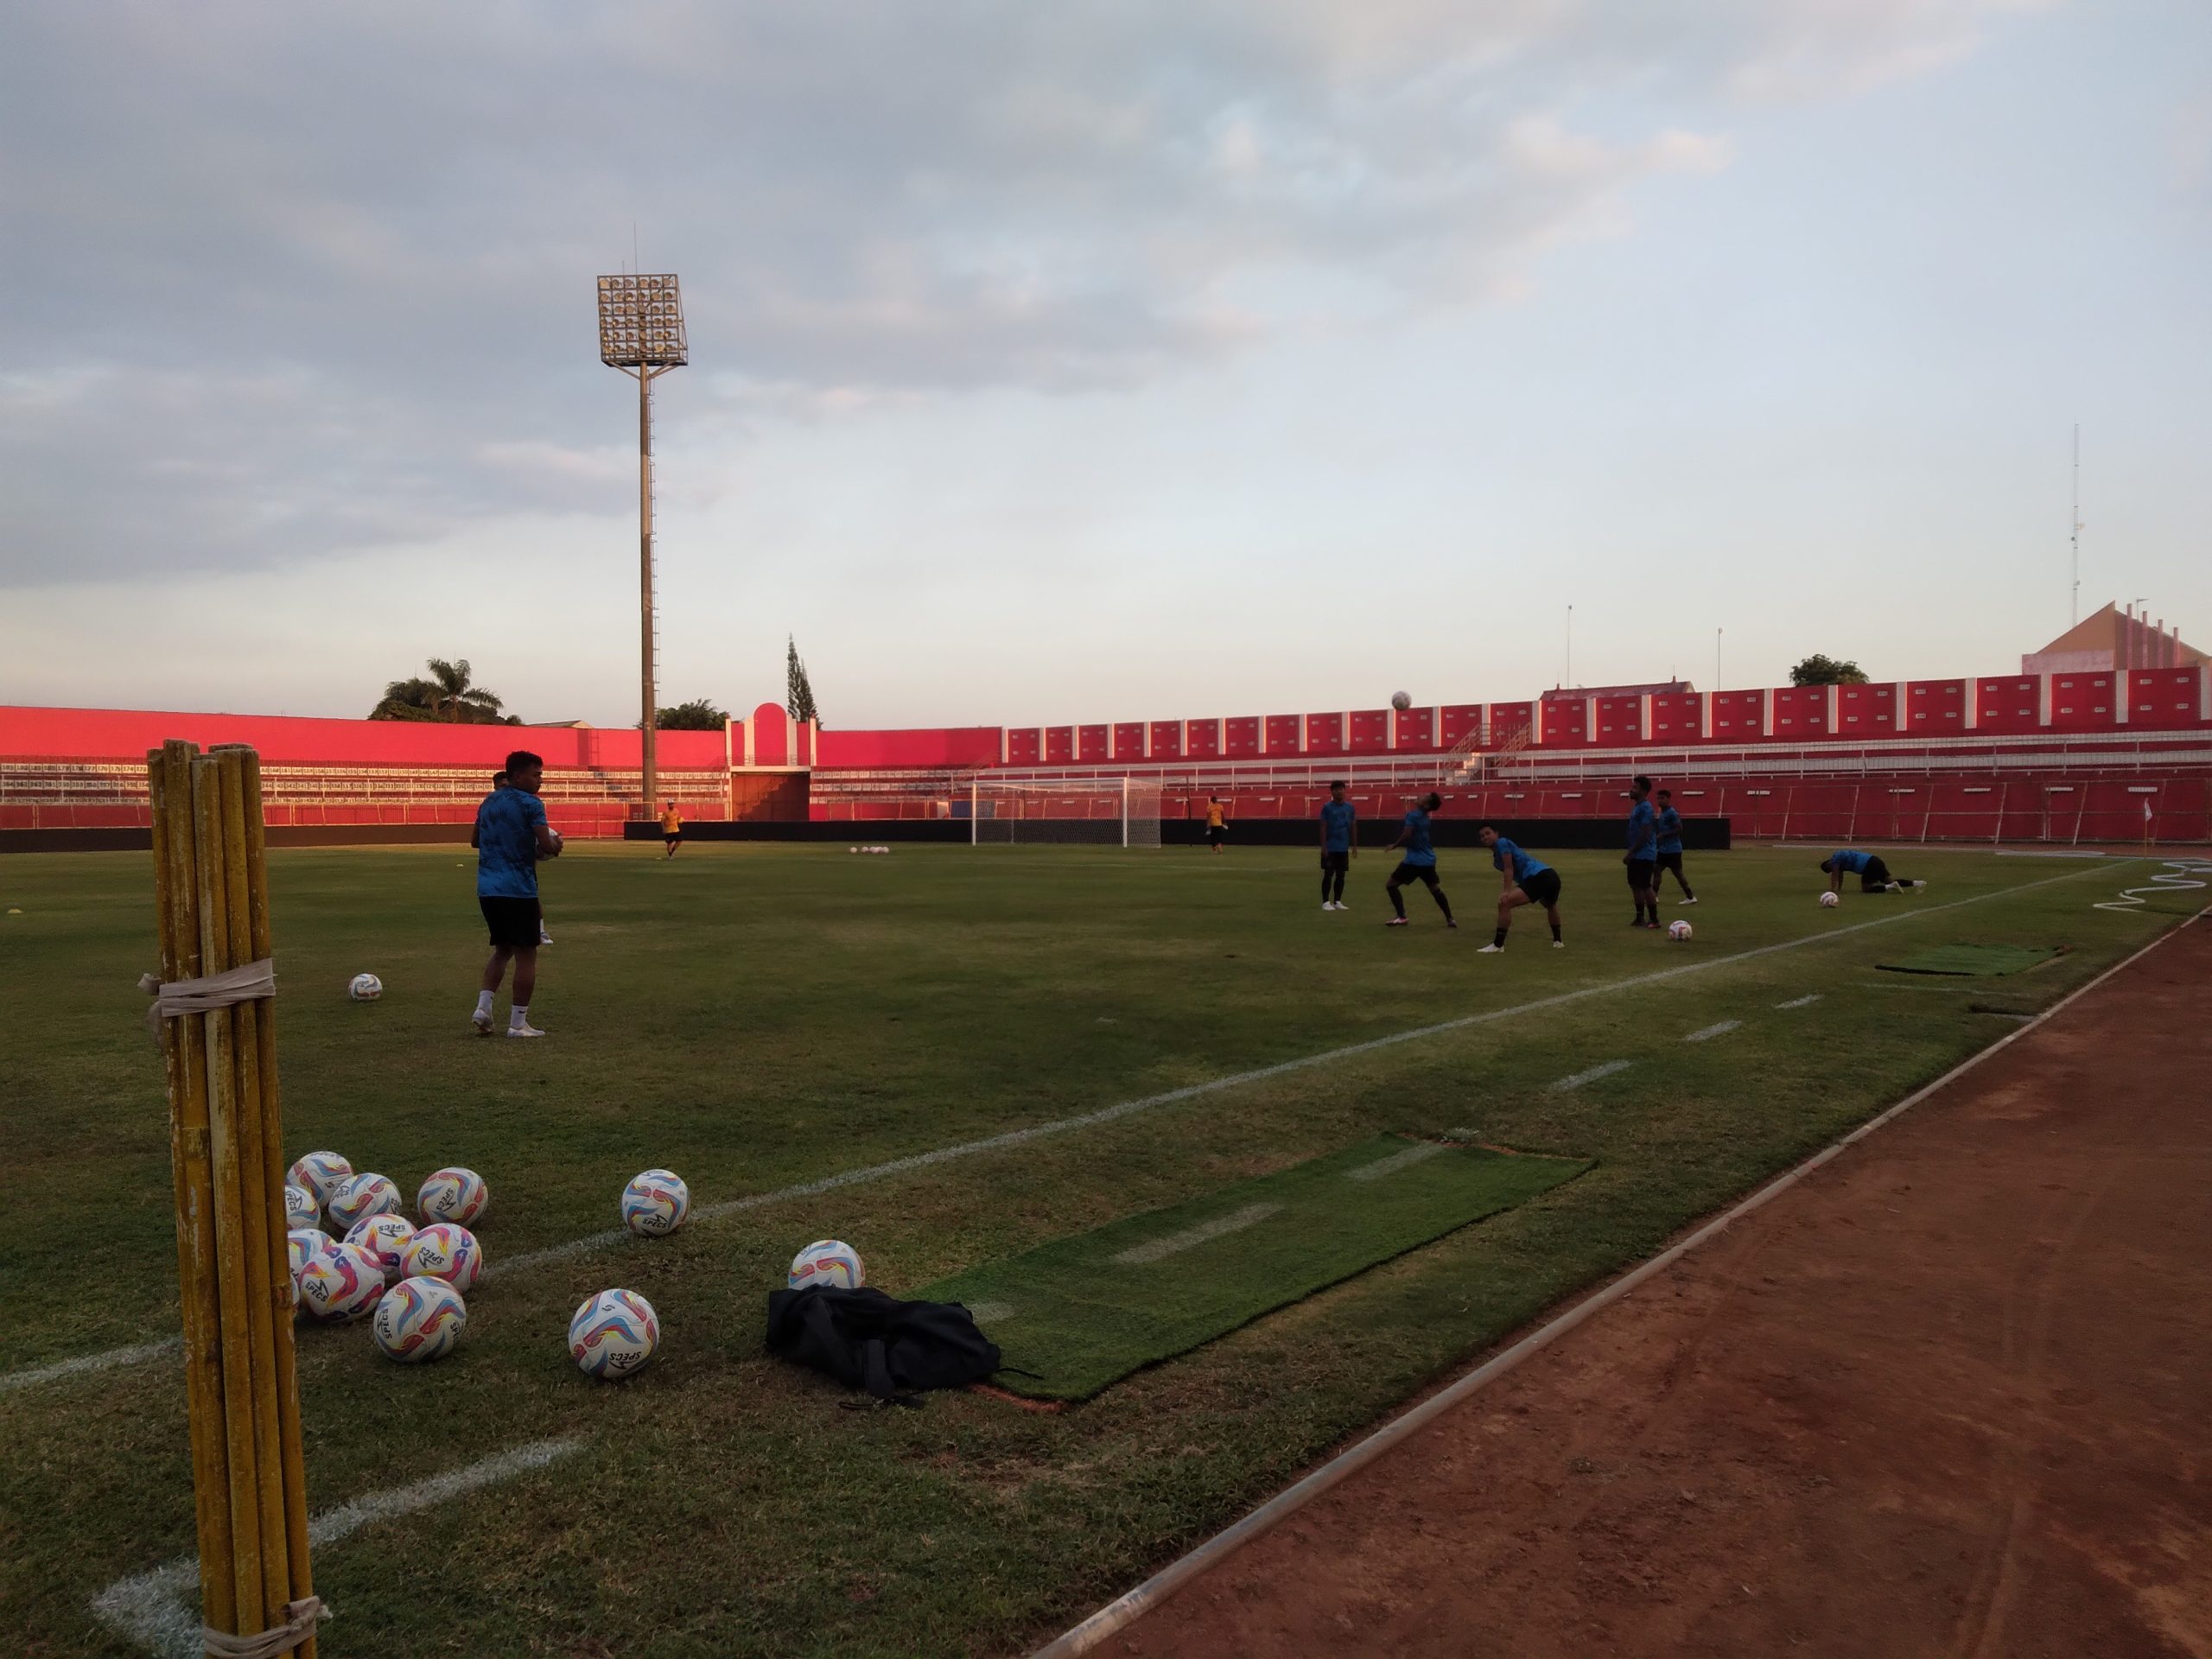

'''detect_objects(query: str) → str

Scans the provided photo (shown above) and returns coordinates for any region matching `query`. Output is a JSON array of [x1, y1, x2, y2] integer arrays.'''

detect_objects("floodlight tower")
[[596, 273, 689, 812]]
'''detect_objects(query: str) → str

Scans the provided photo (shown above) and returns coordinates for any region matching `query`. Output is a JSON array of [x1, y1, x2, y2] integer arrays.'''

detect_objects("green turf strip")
[[920, 1135, 1590, 1401], [1878, 943, 2061, 976]]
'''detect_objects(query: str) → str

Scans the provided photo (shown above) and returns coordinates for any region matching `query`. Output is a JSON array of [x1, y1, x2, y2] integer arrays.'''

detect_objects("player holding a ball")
[[470, 749, 563, 1038]]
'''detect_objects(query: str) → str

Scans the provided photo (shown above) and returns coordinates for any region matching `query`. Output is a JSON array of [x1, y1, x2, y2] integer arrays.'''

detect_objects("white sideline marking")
[[967, 1301, 1016, 1325], [1684, 1020, 1742, 1043], [1113, 1203, 1281, 1265], [1346, 1143, 1446, 1182], [0, 1336, 179, 1397], [91, 1439, 581, 1658], [3, 861, 2125, 1396], [1445, 1126, 1480, 1140], [1775, 994, 1822, 1009], [1551, 1060, 1631, 1091]]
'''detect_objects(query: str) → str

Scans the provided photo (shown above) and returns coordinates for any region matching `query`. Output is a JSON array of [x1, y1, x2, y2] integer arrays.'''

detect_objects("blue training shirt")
[[1491, 836, 1550, 887], [1625, 798, 1657, 860], [1398, 809, 1436, 868], [1319, 799, 1356, 853], [1656, 806, 1683, 855], [1829, 849, 1873, 874], [475, 787, 547, 898]]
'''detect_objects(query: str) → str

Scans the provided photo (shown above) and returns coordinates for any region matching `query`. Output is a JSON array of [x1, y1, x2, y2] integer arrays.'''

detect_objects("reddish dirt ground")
[[1100, 915, 2212, 1659]]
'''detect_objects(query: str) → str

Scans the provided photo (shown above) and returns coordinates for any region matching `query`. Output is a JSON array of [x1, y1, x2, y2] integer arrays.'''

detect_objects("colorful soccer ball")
[[789, 1239, 865, 1291], [569, 1288, 660, 1379], [1668, 920, 1693, 942], [287, 1151, 353, 1205], [283, 1184, 321, 1232], [345, 1213, 416, 1279], [327, 1172, 402, 1232], [296, 1240, 386, 1322], [402, 1223, 482, 1293], [372, 1276, 467, 1363], [286, 1228, 327, 1279], [348, 973, 383, 1001], [1819, 891, 1840, 909], [417, 1166, 489, 1226], [621, 1170, 690, 1237]]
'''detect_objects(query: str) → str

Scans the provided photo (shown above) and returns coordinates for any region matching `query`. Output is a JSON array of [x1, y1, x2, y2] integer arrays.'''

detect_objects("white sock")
[[510, 1004, 528, 1028], [475, 990, 494, 1017]]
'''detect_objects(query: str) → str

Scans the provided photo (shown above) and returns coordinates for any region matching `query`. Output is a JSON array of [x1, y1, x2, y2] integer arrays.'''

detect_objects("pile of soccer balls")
[[846, 845, 892, 855]]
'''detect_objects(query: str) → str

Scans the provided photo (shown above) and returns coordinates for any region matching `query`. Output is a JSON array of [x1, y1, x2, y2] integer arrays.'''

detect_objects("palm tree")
[[370, 658, 516, 723]]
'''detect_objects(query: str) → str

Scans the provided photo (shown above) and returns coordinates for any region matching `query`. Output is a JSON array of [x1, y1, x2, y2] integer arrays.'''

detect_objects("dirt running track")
[[1099, 915, 2212, 1659]]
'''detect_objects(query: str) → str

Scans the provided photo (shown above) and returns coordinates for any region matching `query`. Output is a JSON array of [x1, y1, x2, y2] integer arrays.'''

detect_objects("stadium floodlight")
[[596, 273, 688, 810]]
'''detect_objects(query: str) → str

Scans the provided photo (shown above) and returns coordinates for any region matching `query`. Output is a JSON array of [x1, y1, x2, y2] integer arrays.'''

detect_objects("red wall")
[[1114, 721, 1147, 759], [817, 726, 1005, 770], [2047, 673, 2118, 733], [1078, 724, 1109, 762], [1835, 683, 1896, 737], [1538, 698, 1590, 747], [1148, 721, 1183, 759], [1439, 703, 1483, 749], [1770, 685, 1832, 740], [1650, 692, 1703, 745], [1975, 676, 2041, 735], [1347, 709, 1390, 754], [1045, 726, 1075, 764], [1712, 690, 1766, 741], [1592, 696, 1642, 747], [1304, 713, 1344, 756], [1224, 716, 1261, 759], [2126, 669, 2207, 729], [1264, 714, 1304, 754], [1393, 707, 1435, 751], [1185, 719, 1220, 760], [1488, 702, 1534, 746]]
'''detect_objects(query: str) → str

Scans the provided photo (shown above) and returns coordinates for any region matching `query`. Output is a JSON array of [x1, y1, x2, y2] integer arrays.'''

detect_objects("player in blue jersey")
[[470, 750, 562, 1037], [1382, 791, 1454, 929], [1624, 774, 1660, 928], [1473, 824, 1564, 953], [1317, 780, 1357, 911], [1821, 849, 1925, 896], [1653, 787, 1695, 904]]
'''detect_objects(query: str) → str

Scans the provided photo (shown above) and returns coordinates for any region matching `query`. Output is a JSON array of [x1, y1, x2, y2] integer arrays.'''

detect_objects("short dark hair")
[[1330, 779, 1348, 791], [1476, 821, 1498, 835], [1656, 787, 1672, 799], [1819, 858, 1835, 872], [1422, 791, 1442, 810], [492, 771, 507, 786], [505, 750, 543, 775], [1631, 773, 1652, 791]]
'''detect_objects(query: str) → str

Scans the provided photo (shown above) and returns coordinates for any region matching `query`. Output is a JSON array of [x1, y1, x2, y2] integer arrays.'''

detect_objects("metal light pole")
[[596, 273, 688, 814]]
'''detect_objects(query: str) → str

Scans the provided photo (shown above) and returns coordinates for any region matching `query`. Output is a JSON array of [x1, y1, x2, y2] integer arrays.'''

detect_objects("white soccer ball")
[[327, 1172, 402, 1232], [348, 973, 383, 1001], [416, 1166, 489, 1226], [789, 1239, 866, 1291], [621, 1169, 690, 1236], [1668, 920, 1693, 942], [372, 1276, 467, 1363], [345, 1213, 416, 1279], [403, 1222, 482, 1293], [296, 1239, 386, 1322], [1819, 891, 1840, 909], [1389, 690, 1412, 711], [849, 846, 859, 854], [283, 1183, 321, 1233], [286, 1228, 327, 1279], [569, 1288, 660, 1379], [287, 1151, 353, 1205]]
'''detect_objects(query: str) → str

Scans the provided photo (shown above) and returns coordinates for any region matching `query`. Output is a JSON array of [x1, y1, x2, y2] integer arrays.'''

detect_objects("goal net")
[[968, 778, 1163, 848]]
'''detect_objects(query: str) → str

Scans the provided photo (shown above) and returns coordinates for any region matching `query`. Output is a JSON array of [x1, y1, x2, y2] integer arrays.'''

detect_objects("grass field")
[[0, 839, 2198, 1657]]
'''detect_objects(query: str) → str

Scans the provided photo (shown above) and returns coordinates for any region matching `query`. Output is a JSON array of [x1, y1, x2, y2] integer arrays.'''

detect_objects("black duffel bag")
[[765, 1286, 1002, 1407]]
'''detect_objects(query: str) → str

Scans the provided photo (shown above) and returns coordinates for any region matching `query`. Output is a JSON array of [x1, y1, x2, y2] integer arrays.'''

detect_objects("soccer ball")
[[296, 1240, 386, 1322], [348, 973, 383, 1001], [1389, 690, 1413, 711], [621, 1170, 690, 1236], [287, 1151, 353, 1205], [1668, 920, 1693, 942], [789, 1239, 865, 1291], [286, 1228, 327, 1279], [1819, 891, 1840, 909], [403, 1223, 482, 1293], [283, 1183, 321, 1233], [327, 1172, 402, 1232], [345, 1213, 416, 1279], [569, 1288, 660, 1379], [372, 1276, 467, 1363], [417, 1166, 489, 1226]]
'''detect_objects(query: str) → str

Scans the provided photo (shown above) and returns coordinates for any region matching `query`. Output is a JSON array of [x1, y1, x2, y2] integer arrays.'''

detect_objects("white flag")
[[2144, 799, 2155, 822]]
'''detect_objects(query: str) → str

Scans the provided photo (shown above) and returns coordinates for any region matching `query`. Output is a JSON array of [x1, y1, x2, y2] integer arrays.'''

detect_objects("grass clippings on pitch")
[[924, 1135, 1588, 1400], [1878, 943, 2063, 976]]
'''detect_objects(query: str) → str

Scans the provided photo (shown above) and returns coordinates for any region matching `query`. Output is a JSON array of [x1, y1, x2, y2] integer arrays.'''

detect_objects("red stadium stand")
[[1224, 716, 1261, 759]]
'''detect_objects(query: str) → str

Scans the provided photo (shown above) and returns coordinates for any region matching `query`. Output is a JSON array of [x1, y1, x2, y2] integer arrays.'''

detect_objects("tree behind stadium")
[[786, 636, 822, 727], [1788, 654, 1871, 685]]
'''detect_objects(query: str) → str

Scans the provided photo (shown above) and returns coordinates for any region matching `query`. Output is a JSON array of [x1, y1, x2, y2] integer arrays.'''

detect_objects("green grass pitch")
[[0, 840, 2196, 1657]]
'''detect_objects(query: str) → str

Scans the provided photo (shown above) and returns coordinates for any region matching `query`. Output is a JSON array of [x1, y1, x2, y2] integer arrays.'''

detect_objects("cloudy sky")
[[2, 0, 2207, 729]]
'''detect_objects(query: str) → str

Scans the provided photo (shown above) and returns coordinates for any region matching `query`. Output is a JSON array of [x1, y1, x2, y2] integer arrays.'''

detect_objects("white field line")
[[1775, 994, 1823, 1010], [1345, 1143, 1446, 1182], [3, 861, 2125, 1397], [1113, 1203, 1281, 1265], [967, 1301, 1016, 1325], [0, 1336, 179, 1397], [1683, 1020, 1742, 1043], [1551, 1060, 1631, 1091], [90, 1439, 582, 1659]]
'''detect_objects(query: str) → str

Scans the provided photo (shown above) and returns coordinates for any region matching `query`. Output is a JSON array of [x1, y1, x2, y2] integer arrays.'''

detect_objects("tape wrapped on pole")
[[138, 959, 276, 1034], [200, 1595, 327, 1658]]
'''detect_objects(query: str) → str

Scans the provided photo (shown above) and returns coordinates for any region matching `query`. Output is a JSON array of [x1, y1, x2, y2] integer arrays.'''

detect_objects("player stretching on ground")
[[1318, 781, 1356, 910], [1821, 849, 1926, 895], [1474, 824, 1563, 953], [1383, 791, 1455, 929], [1624, 775, 1660, 928], [1205, 796, 1229, 854], [1654, 788, 1695, 905], [471, 749, 560, 1038], [660, 799, 683, 858]]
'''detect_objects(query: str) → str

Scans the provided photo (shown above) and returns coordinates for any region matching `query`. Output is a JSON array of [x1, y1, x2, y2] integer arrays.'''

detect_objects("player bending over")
[[1821, 849, 1925, 895], [1475, 824, 1563, 953], [1317, 780, 1357, 910], [471, 749, 561, 1038], [1624, 774, 1660, 928], [1383, 791, 1455, 929], [1653, 788, 1695, 904]]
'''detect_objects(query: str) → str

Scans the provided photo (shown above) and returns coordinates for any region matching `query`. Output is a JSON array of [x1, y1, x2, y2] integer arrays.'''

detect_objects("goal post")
[[968, 777, 1161, 848]]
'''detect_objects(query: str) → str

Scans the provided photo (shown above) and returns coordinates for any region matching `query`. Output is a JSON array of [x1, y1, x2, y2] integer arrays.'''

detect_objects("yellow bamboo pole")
[[150, 741, 237, 1635]]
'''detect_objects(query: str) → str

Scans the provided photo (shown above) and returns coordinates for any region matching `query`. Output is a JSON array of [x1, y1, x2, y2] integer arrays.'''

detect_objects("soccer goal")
[[969, 778, 1163, 848]]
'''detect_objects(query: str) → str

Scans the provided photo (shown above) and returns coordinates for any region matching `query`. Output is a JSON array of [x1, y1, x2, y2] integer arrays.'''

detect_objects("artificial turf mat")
[[1879, 943, 2062, 976], [920, 1135, 1591, 1400]]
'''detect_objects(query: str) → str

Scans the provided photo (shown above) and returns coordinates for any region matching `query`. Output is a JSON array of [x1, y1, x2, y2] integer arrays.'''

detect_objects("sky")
[[2, 0, 2207, 731]]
